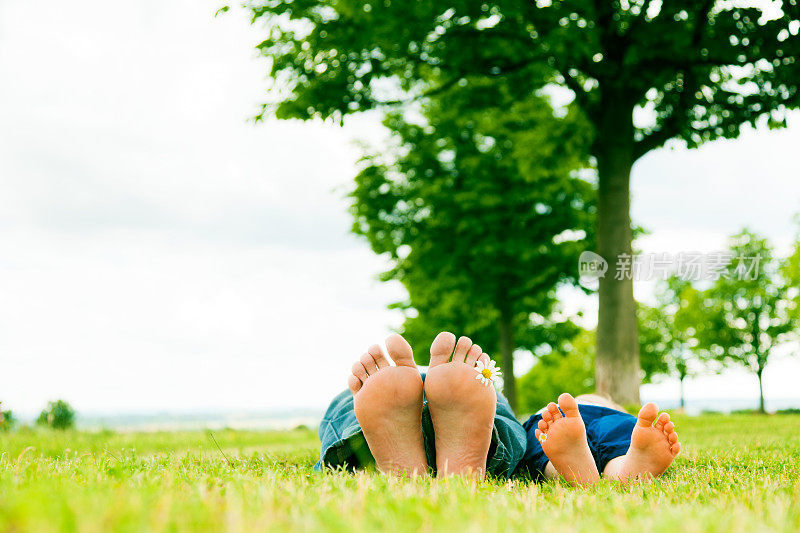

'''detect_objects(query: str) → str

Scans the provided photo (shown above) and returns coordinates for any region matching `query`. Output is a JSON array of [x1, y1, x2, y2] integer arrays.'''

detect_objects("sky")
[[1, 0, 799, 418]]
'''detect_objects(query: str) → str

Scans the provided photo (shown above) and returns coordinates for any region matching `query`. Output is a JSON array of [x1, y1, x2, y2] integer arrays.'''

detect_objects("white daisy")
[[474, 359, 501, 387]]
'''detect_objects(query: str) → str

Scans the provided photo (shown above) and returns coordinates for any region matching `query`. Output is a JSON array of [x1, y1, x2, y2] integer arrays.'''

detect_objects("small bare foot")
[[535, 392, 599, 486], [349, 334, 428, 476], [424, 332, 497, 478], [603, 403, 681, 483]]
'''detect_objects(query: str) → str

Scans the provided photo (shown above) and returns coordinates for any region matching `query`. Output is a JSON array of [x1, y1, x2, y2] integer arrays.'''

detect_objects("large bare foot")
[[603, 403, 681, 483], [535, 392, 599, 486], [349, 334, 428, 476], [424, 332, 497, 478]]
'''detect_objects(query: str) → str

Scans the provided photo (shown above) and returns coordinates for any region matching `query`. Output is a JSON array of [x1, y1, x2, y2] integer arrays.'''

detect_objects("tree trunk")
[[679, 374, 686, 409], [498, 310, 517, 412], [757, 367, 765, 414], [594, 102, 641, 405]]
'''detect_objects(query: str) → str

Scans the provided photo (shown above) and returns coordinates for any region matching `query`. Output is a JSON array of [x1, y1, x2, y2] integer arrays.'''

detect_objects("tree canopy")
[[252, 0, 800, 138], [250, 0, 800, 403]]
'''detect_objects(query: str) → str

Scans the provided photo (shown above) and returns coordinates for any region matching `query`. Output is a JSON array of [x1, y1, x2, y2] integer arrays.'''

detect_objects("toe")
[[542, 408, 554, 423], [654, 412, 670, 431], [557, 393, 580, 418], [452, 336, 473, 362], [348, 374, 362, 394], [636, 403, 659, 427], [671, 442, 681, 456], [429, 331, 456, 368], [477, 353, 490, 366], [360, 353, 378, 375], [547, 402, 562, 420], [368, 344, 390, 369], [386, 333, 416, 368], [465, 344, 482, 366], [351, 361, 369, 384], [668, 431, 679, 444], [663, 421, 675, 434], [538, 419, 548, 432]]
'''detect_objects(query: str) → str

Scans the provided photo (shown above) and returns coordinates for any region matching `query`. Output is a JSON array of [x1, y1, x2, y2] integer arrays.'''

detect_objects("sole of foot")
[[535, 392, 599, 486], [424, 332, 497, 478], [349, 334, 428, 476], [603, 403, 681, 483]]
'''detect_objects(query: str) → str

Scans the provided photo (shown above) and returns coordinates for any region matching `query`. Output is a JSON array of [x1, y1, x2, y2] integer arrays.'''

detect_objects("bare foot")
[[535, 392, 599, 486], [603, 403, 681, 483], [424, 332, 497, 478], [349, 334, 428, 476]]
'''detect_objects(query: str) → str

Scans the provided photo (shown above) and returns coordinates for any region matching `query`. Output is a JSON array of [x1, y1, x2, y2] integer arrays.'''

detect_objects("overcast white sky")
[[1, 0, 799, 417]]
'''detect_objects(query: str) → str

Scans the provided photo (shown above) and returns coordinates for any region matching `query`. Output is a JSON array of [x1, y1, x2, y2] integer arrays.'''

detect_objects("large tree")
[[249, 0, 800, 402], [350, 83, 593, 410]]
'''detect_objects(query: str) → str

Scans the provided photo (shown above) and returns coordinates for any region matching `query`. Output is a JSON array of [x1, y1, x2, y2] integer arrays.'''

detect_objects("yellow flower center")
[[481, 369, 492, 379]]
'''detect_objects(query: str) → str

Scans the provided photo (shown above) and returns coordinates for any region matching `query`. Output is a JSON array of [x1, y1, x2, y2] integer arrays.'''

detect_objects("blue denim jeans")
[[516, 404, 637, 480], [314, 373, 527, 479]]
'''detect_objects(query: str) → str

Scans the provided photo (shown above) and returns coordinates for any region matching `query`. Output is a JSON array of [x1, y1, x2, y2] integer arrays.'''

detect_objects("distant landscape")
[[68, 409, 323, 432], [10, 397, 795, 433]]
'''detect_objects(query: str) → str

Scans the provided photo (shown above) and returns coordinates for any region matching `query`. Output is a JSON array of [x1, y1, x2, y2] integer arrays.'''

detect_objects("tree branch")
[[375, 76, 464, 107], [633, 0, 715, 160], [558, 70, 595, 117], [633, 126, 675, 160], [630, 0, 717, 72], [373, 59, 536, 107]]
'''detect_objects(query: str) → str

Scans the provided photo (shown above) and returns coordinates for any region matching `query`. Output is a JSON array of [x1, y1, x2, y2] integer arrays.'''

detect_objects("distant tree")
[[0, 403, 15, 431], [250, 0, 800, 404], [783, 220, 800, 320], [37, 400, 76, 430], [639, 277, 707, 408], [693, 230, 798, 413], [517, 329, 595, 414], [350, 82, 594, 410], [518, 315, 673, 414]]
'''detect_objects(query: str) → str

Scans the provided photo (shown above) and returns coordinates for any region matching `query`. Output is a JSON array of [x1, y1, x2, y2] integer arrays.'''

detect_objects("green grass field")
[[1, 414, 799, 532]]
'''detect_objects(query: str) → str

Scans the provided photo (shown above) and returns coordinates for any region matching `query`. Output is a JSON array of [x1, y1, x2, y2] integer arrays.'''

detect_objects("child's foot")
[[424, 332, 497, 478], [535, 392, 599, 486], [602, 403, 681, 483], [349, 334, 428, 476]]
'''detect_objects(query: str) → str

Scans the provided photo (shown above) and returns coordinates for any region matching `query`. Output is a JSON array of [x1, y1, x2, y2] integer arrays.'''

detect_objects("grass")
[[1, 415, 799, 532]]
